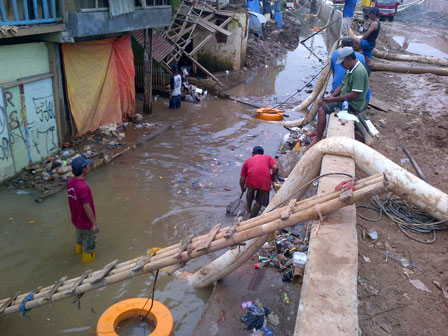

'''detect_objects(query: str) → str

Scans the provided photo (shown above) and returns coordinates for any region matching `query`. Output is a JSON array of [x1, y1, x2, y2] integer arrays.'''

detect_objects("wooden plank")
[[190, 17, 232, 56], [196, 19, 216, 33], [90, 260, 118, 284], [195, 223, 222, 252], [66, 270, 91, 295], [44, 276, 67, 300], [281, 199, 297, 220], [0, 292, 20, 314], [1, 73, 53, 89], [368, 96, 399, 113], [198, 18, 232, 36], [294, 115, 358, 336]]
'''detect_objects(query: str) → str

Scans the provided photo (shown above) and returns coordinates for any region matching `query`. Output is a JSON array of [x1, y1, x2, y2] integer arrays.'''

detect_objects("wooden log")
[[293, 39, 339, 112], [299, 69, 331, 127], [1, 180, 385, 316], [373, 49, 448, 67], [371, 62, 448, 76]]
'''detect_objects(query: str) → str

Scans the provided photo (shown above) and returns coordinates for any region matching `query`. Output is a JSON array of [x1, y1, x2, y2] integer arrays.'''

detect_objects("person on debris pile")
[[308, 47, 368, 147], [240, 146, 278, 218], [331, 36, 371, 102], [342, 0, 357, 35], [352, 7, 381, 72], [67, 157, 98, 263], [169, 64, 182, 109]]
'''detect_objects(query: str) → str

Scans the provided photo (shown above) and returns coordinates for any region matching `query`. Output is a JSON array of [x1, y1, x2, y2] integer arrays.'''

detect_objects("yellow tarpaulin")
[[62, 36, 135, 136]]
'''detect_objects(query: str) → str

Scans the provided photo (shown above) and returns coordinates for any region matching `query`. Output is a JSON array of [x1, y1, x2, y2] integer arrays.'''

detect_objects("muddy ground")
[[245, 10, 303, 70], [355, 14, 448, 336], [395, 0, 448, 29]]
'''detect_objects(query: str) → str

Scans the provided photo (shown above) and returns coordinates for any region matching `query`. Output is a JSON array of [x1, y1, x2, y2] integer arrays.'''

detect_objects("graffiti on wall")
[[0, 77, 59, 181], [0, 90, 11, 162]]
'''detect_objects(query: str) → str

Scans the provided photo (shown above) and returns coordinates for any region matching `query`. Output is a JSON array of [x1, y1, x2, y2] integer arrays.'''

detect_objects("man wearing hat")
[[67, 157, 98, 263], [331, 36, 371, 101], [169, 64, 182, 109], [240, 146, 278, 218], [309, 46, 368, 147], [353, 7, 381, 69]]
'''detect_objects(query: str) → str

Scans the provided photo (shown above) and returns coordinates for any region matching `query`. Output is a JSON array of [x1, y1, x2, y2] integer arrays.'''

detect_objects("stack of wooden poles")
[[0, 174, 386, 316]]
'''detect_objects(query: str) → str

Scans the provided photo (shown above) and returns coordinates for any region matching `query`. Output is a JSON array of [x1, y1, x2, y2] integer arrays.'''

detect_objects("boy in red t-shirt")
[[240, 146, 278, 218], [67, 157, 98, 263]]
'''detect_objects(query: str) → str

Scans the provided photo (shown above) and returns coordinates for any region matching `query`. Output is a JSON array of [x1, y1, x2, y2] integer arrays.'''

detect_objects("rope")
[[356, 194, 448, 244], [259, 64, 329, 114]]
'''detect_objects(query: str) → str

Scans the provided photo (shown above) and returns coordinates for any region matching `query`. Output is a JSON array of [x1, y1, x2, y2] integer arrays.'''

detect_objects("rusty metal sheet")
[[131, 30, 174, 63]]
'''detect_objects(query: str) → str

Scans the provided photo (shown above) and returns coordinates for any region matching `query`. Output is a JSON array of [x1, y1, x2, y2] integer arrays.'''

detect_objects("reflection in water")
[[393, 36, 448, 58], [0, 33, 331, 335]]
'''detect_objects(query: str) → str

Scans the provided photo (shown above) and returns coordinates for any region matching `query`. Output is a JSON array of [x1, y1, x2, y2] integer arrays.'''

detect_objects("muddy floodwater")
[[0, 29, 330, 335]]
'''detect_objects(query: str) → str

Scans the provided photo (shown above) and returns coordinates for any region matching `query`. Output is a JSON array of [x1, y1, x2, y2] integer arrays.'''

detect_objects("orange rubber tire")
[[256, 112, 284, 121], [256, 107, 284, 121], [97, 298, 174, 336]]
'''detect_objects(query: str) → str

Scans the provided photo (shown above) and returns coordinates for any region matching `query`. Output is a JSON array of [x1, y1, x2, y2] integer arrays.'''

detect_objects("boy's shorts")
[[360, 39, 375, 59], [76, 228, 97, 253]]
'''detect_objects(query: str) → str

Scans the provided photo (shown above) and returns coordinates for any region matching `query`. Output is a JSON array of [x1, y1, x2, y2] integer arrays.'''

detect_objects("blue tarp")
[[274, 12, 283, 28], [247, 0, 263, 34]]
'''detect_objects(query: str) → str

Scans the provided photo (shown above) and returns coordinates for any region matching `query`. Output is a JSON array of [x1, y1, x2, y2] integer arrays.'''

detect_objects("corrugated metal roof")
[[132, 30, 174, 63]]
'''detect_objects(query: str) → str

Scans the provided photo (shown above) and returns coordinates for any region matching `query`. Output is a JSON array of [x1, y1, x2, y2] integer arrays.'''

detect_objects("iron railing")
[[0, 0, 62, 26]]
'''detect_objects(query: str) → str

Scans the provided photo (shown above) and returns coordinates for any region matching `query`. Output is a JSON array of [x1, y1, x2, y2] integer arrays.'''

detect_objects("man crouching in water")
[[240, 146, 278, 218]]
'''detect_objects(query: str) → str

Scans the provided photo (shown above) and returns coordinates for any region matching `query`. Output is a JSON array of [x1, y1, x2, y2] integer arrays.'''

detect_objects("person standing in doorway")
[[240, 146, 278, 218], [169, 64, 182, 109], [342, 0, 357, 35], [67, 157, 98, 263]]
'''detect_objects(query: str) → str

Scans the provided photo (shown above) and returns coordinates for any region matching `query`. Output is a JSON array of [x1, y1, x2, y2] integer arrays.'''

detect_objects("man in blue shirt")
[[342, 0, 357, 35], [330, 36, 371, 101]]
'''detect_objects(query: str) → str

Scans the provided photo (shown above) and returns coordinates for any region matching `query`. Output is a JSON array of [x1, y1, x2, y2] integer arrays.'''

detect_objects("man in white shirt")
[[169, 64, 182, 109]]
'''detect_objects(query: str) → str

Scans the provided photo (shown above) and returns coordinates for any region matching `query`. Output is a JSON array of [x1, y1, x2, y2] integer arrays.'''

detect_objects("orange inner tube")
[[256, 107, 284, 121], [96, 298, 174, 336]]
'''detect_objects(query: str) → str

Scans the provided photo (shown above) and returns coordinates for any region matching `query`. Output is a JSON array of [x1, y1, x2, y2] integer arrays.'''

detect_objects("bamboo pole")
[[371, 62, 448, 76], [0, 174, 383, 307], [298, 68, 331, 127], [292, 39, 339, 113], [373, 49, 448, 67], [1, 179, 385, 316]]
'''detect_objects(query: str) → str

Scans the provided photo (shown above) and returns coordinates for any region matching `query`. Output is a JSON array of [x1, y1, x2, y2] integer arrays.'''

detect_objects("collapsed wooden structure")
[[133, 0, 235, 86], [0, 174, 386, 316]]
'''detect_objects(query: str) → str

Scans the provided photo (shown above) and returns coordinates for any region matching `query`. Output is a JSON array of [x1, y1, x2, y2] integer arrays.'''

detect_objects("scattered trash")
[[367, 229, 378, 240], [282, 292, 290, 304], [28, 220, 35, 224], [241, 302, 270, 331], [406, 275, 432, 293], [242, 301, 253, 309], [217, 310, 226, 325], [432, 280, 448, 299], [292, 252, 307, 267], [362, 255, 371, 263]]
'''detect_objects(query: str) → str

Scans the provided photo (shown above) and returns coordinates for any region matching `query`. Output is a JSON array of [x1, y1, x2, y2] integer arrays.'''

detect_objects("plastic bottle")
[[342, 100, 349, 111], [283, 292, 290, 304]]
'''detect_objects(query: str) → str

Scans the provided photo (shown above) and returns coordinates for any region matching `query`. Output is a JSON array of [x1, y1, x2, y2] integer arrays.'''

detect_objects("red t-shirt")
[[67, 178, 95, 230], [241, 154, 277, 191]]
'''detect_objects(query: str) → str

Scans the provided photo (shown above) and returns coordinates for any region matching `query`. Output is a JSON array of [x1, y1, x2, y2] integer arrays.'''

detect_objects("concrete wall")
[[195, 12, 249, 71], [67, 7, 172, 38], [0, 43, 59, 182], [0, 43, 50, 83], [318, 0, 343, 38]]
